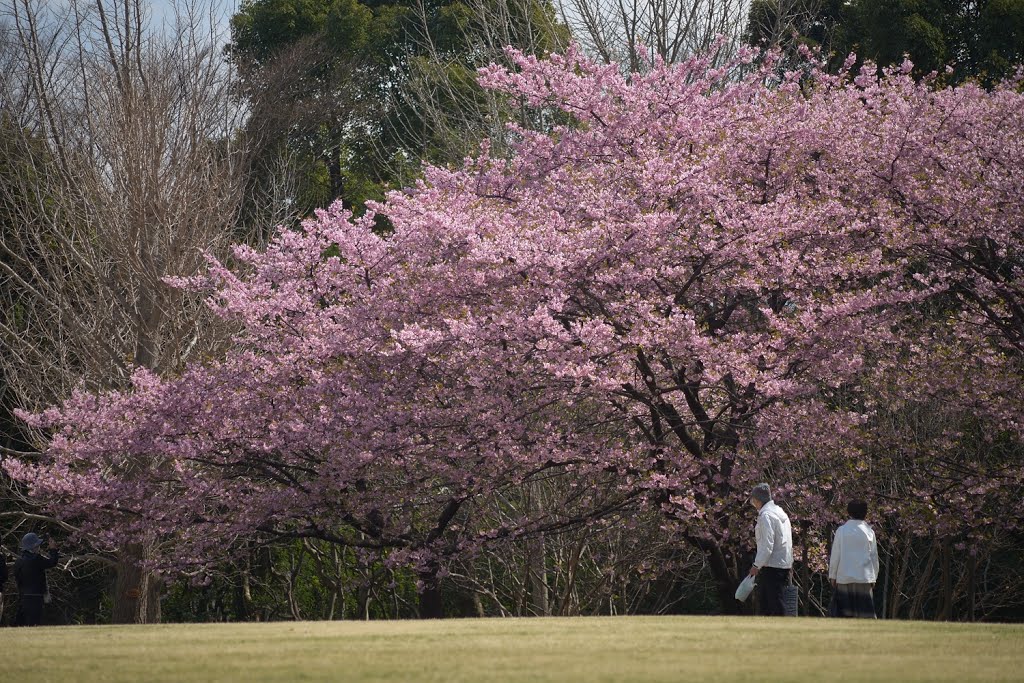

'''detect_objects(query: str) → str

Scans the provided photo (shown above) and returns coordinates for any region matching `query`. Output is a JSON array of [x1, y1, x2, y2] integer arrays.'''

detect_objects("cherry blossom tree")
[[7, 46, 1023, 616]]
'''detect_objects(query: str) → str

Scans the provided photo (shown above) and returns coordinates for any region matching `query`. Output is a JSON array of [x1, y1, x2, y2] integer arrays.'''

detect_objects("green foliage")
[[230, 0, 336, 63], [161, 541, 425, 622], [747, 0, 1024, 84], [976, 0, 1024, 82], [229, 0, 567, 221], [844, 0, 952, 77]]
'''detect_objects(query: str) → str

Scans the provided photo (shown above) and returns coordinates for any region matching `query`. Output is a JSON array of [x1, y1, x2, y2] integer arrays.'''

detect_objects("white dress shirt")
[[754, 501, 793, 569], [829, 520, 879, 584]]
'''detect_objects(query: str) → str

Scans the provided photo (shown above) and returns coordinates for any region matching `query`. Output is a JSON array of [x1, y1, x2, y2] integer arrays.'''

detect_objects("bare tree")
[[743, 0, 826, 56], [370, 0, 568, 187], [555, 0, 748, 70], [0, 0, 280, 623], [450, 477, 709, 617], [381, 0, 762, 186]]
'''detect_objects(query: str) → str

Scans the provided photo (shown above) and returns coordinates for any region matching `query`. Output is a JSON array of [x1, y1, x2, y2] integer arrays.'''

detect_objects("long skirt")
[[829, 582, 876, 618], [15, 594, 45, 626]]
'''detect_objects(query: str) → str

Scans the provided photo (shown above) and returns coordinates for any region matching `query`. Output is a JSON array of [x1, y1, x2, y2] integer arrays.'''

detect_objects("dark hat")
[[21, 532, 43, 551]]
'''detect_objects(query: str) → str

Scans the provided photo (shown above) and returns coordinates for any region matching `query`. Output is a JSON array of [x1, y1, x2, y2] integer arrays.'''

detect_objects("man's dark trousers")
[[757, 567, 789, 616]]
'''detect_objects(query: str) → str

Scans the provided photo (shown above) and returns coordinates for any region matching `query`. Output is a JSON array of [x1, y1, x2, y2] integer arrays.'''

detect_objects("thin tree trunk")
[[939, 538, 953, 621], [799, 520, 810, 616], [560, 538, 586, 616], [967, 553, 977, 622], [235, 557, 253, 622], [327, 147, 344, 205], [879, 545, 887, 620], [527, 533, 550, 616], [909, 540, 939, 620], [889, 539, 913, 619], [472, 591, 486, 618], [526, 484, 550, 616], [357, 584, 370, 620]]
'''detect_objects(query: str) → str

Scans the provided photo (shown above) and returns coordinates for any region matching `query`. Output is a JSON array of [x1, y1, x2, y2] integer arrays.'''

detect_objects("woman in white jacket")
[[829, 500, 880, 618]]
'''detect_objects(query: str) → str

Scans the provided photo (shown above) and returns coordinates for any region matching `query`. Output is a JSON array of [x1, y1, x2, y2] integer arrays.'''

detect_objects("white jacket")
[[754, 501, 793, 569], [829, 520, 879, 584]]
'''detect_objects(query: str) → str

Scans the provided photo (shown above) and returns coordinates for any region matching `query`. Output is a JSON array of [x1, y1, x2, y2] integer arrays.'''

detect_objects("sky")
[[147, 0, 237, 39], [0, 1, 240, 39]]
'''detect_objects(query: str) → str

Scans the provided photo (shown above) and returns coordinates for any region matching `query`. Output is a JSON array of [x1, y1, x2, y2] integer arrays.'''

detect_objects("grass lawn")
[[2, 616, 1022, 682]]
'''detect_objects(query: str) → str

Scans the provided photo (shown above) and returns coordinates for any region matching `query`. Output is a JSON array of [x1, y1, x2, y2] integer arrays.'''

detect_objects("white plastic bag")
[[735, 575, 755, 602]]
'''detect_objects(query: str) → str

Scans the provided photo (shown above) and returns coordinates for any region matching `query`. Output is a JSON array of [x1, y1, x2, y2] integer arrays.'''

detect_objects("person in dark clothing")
[[13, 533, 58, 626]]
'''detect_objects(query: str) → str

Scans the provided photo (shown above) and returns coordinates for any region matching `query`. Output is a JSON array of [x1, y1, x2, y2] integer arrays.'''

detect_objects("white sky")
[[146, 0, 237, 40]]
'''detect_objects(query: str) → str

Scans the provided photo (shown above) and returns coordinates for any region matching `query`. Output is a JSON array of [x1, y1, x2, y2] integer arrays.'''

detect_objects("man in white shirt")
[[828, 499, 879, 618], [748, 483, 793, 616]]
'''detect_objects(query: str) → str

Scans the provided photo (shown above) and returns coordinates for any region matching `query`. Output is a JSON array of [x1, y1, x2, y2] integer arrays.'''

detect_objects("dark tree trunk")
[[418, 572, 444, 619], [701, 541, 747, 615], [939, 539, 953, 621], [326, 147, 345, 206], [234, 554, 253, 621], [967, 553, 977, 622], [714, 576, 745, 614]]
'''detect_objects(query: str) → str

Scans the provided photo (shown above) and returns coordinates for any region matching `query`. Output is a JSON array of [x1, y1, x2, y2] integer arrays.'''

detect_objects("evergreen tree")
[[746, 0, 1024, 84], [229, 0, 568, 218]]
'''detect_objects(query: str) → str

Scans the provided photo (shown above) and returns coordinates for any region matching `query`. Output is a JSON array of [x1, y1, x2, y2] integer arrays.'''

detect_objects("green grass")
[[3, 616, 1022, 682]]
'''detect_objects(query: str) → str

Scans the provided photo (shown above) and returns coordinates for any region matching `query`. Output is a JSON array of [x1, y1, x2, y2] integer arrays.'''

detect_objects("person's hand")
[[830, 579, 837, 589], [749, 566, 759, 577]]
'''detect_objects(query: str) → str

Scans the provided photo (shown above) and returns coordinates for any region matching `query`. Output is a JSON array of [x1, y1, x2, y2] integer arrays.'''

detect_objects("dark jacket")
[[13, 549, 58, 596]]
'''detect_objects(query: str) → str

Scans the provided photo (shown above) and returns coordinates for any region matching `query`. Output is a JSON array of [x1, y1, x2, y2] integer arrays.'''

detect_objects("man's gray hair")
[[750, 483, 772, 504]]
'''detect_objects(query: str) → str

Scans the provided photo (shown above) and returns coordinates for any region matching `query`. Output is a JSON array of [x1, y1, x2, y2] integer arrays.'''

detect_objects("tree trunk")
[[111, 543, 160, 624], [527, 534, 550, 616], [472, 591, 486, 618], [145, 576, 162, 623], [526, 485, 550, 616], [967, 553, 977, 622], [418, 571, 445, 619], [889, 539, 912, 619], [939, 538, 953, 621], [799, 520, 810, 616], [879, 545, 888, 620], [235, 554, 253, 621], [327, 147, 345, 205], [703, 542, 746, 615], [108, 288, 164, 625], [357, 584, 370, 620], [909, 540, 939, 620], [560, 538, 585, 616]]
